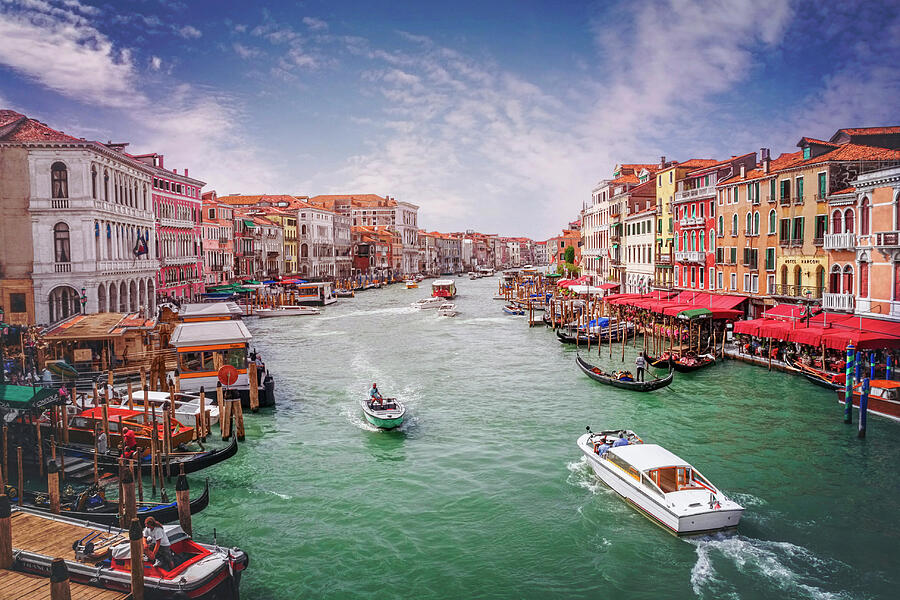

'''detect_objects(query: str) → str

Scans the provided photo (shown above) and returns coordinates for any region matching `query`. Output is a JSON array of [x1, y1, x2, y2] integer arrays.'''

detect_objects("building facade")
[[200, 191, 235, 286]]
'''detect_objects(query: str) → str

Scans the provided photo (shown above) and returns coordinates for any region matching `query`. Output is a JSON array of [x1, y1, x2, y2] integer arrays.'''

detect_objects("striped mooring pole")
[[859, 377, 870, 439], [844, 344, 855, 424]]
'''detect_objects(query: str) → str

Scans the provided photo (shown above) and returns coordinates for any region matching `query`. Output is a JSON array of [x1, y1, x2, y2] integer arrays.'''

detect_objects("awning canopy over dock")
[[179, 302, 243, 321], [42, 312, 155, 341], [169, 320, 252, 348], [734, 308, 900, 349]]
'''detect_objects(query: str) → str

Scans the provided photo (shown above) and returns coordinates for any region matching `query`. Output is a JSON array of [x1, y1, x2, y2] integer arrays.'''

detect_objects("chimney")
[[184, 168, 189, 177], [761, 148, 770, 174], [660, 156, 666, 166], [173, 168, 178, 175], [158, 155, 164, 169]]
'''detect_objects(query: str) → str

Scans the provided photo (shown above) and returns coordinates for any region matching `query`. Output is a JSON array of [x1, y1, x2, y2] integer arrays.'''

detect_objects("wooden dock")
[[0, 569, 126, 599], [11, 511, 126, 561]]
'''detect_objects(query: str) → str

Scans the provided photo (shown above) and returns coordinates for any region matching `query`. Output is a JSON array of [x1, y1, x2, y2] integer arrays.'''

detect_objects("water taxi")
[[113, 389, 221, 426], [256, 305, 321, 318], [405, 280, 419, 289], [432, 279, 457, 299], [577, 429, 744, 535], [411, 297, 445, 309], [837, 379, 900, 422], [292, 282, 337, 305], [360, 398, 406, 429], [437, 303, 459, 317]]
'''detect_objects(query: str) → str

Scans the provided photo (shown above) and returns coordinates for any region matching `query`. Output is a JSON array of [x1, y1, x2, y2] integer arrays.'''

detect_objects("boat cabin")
[[606, 444, 718, 498], [178, 302, 243, 322], [291, 282, 336, 305], [854, 379, 900, 400], [169, 320, 252, 393], [432, 279, 457, 299]]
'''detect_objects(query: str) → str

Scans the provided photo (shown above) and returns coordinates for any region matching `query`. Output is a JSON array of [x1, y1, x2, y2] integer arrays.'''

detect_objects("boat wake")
[[320, 306, 417, 321], [688, 534, 854, 599], [565, 456, 605, 495], [340, 403, 380, 432]]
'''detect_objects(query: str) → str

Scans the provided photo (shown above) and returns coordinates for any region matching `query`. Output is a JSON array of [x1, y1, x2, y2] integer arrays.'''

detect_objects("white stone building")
[[298, 202, 336, 278]]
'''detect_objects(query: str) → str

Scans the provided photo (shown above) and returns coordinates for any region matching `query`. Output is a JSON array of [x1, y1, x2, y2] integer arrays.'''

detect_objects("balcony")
[[674, 185, 716, 203], [655, 254, 672, 265], [771, 284, 823, 299], [822, 293, 855, 311], [812, 237, 824, 247], [823, 232, 857, 250], [675, 251, 705, 264], [98, 258, 157, 274], [51, 198, 69, 209], [779, 197, 792, 206], [766, 196, 776, 204], [815, 193, 827, 203], [874, 230, 900, 247], [219, 236, 230, 243], [793, 195, 804, 205], [679, 216, 705, 228], [159, 217, 196, 229], [161, 255, 199, 266], [54, 262, 71, 273]]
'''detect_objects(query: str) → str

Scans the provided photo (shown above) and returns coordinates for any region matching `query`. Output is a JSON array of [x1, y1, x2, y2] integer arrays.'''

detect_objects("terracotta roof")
[[0, 109, 82, 142], [791, 143, 900, 168], [830, 186, 856, 195], [677, 158, 720, 169], [308, 194, 394, 209], [798, 137, 839, 148], [834, 126, 900, 136], [618, 163, 659, 172], [686, 152, 756, 176], [717, 151, 804, 186]]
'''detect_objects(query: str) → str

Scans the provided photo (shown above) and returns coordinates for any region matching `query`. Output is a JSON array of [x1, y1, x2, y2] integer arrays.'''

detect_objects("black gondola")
[[556, 329, 599, 344], [576, 355, 674, 391], [672, 355, 716, 373], [646, 354, 675, 369], [786, 358, 843, 390], [61, 436, 238, 477], [11, 479, 210, 527]]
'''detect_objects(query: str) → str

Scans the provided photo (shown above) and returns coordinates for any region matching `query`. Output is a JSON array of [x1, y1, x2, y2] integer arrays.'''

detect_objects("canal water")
[[191, 277, 900, 599]]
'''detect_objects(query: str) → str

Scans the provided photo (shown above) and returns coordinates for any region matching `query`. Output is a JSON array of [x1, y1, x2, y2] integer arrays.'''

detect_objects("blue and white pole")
[[858, 377, 869, 439]]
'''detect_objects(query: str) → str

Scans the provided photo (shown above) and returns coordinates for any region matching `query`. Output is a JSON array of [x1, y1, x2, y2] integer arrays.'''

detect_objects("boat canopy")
[[608, 444, 690, 472], [0, 384, 64, 412], [170, 321, 252, 348], [433, 279, 454, 286], [179, 302, 243, 320]]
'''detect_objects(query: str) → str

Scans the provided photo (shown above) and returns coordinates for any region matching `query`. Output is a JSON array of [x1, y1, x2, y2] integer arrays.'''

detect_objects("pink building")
[[133, 154, 205, 303]]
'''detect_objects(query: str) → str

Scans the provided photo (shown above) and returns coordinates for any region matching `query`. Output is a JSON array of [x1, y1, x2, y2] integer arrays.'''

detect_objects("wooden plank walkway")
[[10, 512, 126, 561], [0, 569, 126, 600]]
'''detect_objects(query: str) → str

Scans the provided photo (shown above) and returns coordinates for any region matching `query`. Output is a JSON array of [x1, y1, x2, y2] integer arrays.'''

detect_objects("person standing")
[[635, 352, 647, 382], [369, 383, 383, 406]]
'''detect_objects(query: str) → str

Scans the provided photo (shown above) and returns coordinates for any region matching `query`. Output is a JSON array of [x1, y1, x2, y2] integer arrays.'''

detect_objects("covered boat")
[[11, 506, 248, 599], [672, 354, 716, 373], [411, 297, 445, 309], [432, 279, 457, 299], [437, 303, 458, 317], [256, 305, 321, 318], [837, 379, 900, 422], [360, 398, 406, 429], [577, 430, 744, 535], [576, 355, 674, 392]]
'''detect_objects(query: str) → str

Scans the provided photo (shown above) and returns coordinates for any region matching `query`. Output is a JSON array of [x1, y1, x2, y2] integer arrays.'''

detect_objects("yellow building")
[[265, 212, 298, 275]]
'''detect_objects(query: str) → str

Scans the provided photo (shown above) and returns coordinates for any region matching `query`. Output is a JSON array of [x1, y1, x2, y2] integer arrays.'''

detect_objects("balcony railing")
[[161, 255, 200, 266], [674, 251, 705, 264], [159, 217, 196, 229], [779, 197, 792, 206], [874, 231, 900, 247], [766, 196, 776, 204], [793, 195, 804, 205], [822, 293, 855, 311], [674, 185, 716, 203], [815, 193, 827, 203], [823, 232, 857, 250], [54, 262, 71, 273], [655, 254, 672, 265], [679, 216, 705, 228], [51, 198, 69, 209], [98, 259, 157, 273], [772, 284, 823, 299], [812, 236, 824, 247]]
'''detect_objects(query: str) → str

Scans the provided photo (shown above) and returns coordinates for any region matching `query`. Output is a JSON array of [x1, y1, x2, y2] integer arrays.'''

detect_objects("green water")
[[190, 277, 900, 599]]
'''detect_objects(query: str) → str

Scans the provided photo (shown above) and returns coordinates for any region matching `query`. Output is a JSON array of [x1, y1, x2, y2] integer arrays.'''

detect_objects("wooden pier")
[[0, 569, 126, 600]]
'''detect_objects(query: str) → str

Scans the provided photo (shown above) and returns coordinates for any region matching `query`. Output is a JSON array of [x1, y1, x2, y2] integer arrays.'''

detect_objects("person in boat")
[[143, 516, 175, 570], [96, 425, 108, 455], [369, 383, 383, 406], [594, 438, 611, 456], [635, 353, 647, 382], [122, 427, 140, 460], [612, 432, 630, 448]]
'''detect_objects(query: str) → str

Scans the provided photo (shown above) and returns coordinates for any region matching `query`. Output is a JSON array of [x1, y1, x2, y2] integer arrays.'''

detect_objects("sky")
[[0, 0, 899, 239]]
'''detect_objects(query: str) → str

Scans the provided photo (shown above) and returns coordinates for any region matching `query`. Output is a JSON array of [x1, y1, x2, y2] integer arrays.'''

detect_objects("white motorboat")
[[112, 390, 221, 426], [411, 297, 445, 309], [577, 429, 744, 535], [405, 280, 419, 289], [437, 303, 458, 317], [256, 305, 321, 318]]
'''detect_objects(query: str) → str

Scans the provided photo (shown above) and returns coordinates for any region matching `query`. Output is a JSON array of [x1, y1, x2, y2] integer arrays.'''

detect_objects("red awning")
[[788, 325, 829, 347], [733, 318, 766, 336], [822, 329, 900, 350], [662, 303, 697, 317], [757, 320, 795, 340], [598, 283, 620, 290], [762, 304, 804, 320]]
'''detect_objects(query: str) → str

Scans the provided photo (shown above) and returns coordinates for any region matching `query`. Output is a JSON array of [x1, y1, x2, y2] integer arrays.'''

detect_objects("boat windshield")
[[648, 466, 715, 493]]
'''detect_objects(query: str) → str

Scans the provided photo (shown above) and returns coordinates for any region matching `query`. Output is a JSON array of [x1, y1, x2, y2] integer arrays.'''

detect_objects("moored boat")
[[672, 354, 716, 373], [360, 398, 406, 429], [577, 429, 744, 535], [256, 305, 321, 318], [62, 436, 239, 477], [437, 303, 458, 317], [837, 379, 900, 422], [786, 358, 844, 390], [66, 406, 194, 450], [576, 355, 674, 392], [112, 389, 221, 426], [411, 297, 445, 309], [336, 289, 355, 298], [10, 505, 248, 599], [503, 305, 525, 316]]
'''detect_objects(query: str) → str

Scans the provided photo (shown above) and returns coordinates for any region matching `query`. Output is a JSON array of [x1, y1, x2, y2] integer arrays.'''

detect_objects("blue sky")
[[1, 0, 899, 239]]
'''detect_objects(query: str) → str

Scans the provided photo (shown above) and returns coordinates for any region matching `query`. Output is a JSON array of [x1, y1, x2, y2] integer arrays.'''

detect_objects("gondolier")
[[635, 353, 647, 382]]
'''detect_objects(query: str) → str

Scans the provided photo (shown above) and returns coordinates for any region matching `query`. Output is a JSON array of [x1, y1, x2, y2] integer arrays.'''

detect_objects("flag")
[[133, 232, 148, 257]]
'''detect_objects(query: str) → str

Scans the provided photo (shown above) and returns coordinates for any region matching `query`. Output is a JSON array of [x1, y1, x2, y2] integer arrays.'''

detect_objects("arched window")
[[844, 208, 855, 233], [769, 209, 776, 233], [691, 231, 697, 252], [709, 229, 715, 252], [731, 214, 738, 236], [48, 286, 80, 323], [682, 231, 688, 252], [745, 211, 752, 235], [832, 210, 843, 234], [699, 231, 705, 253], [860, 197, 870, 235], [859, 261, 869, 297], [91, 165, 97, 199], [842, 264, 854, 294], [717, 215, 724, 236], [104, 170, 110, 201], [793, 265, 802, 289], [753, 211, 760, 235], [53, 223, 70, 263], [51, 162, 68, 198], [830, 265, 841, 293]]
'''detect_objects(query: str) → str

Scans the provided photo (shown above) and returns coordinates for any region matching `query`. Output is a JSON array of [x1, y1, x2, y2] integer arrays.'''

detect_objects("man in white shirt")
[[143, 517, 175, 570]]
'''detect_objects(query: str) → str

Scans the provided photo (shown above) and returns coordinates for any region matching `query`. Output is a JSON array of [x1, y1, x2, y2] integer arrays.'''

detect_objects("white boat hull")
[[578, 435, 743, 535], [256, 306, 321, 318]]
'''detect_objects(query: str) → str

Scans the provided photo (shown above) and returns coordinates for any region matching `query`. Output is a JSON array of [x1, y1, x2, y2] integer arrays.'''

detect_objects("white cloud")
[[177, 24, 201, 39], [233, 43, 263, 60], [150, 55, 162, 71], [302, 16, 327, 31]]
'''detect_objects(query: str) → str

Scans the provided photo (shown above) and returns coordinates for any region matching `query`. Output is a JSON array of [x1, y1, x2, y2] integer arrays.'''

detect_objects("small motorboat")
[[256, 305, 321, 318], [577, 428, 744, 535], [576, 355, 674, 392], [468, 271, 479, 280], [12, 506, 248, 599], [437, 303, 458, 317], [360, 398, 406, 429], [836, 379, 900, 422], [411, 297, 445, 309], [672, 354, 716, 373], [503, 305, 525, 315], [336, 289, 355, 298], [405, 280, 419, 289]]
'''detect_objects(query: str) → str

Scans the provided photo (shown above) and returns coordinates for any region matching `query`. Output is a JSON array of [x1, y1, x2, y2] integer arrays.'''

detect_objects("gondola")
[[556, 329, 599, 344], [61, 436, 238, 477], [786, 358, 844, 390], [503, 305, 525, 315], [9, 479, 210, 527], [646, 354, 674, 369], [672, 355, 716, 373], [576, 355, 674, 391]]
